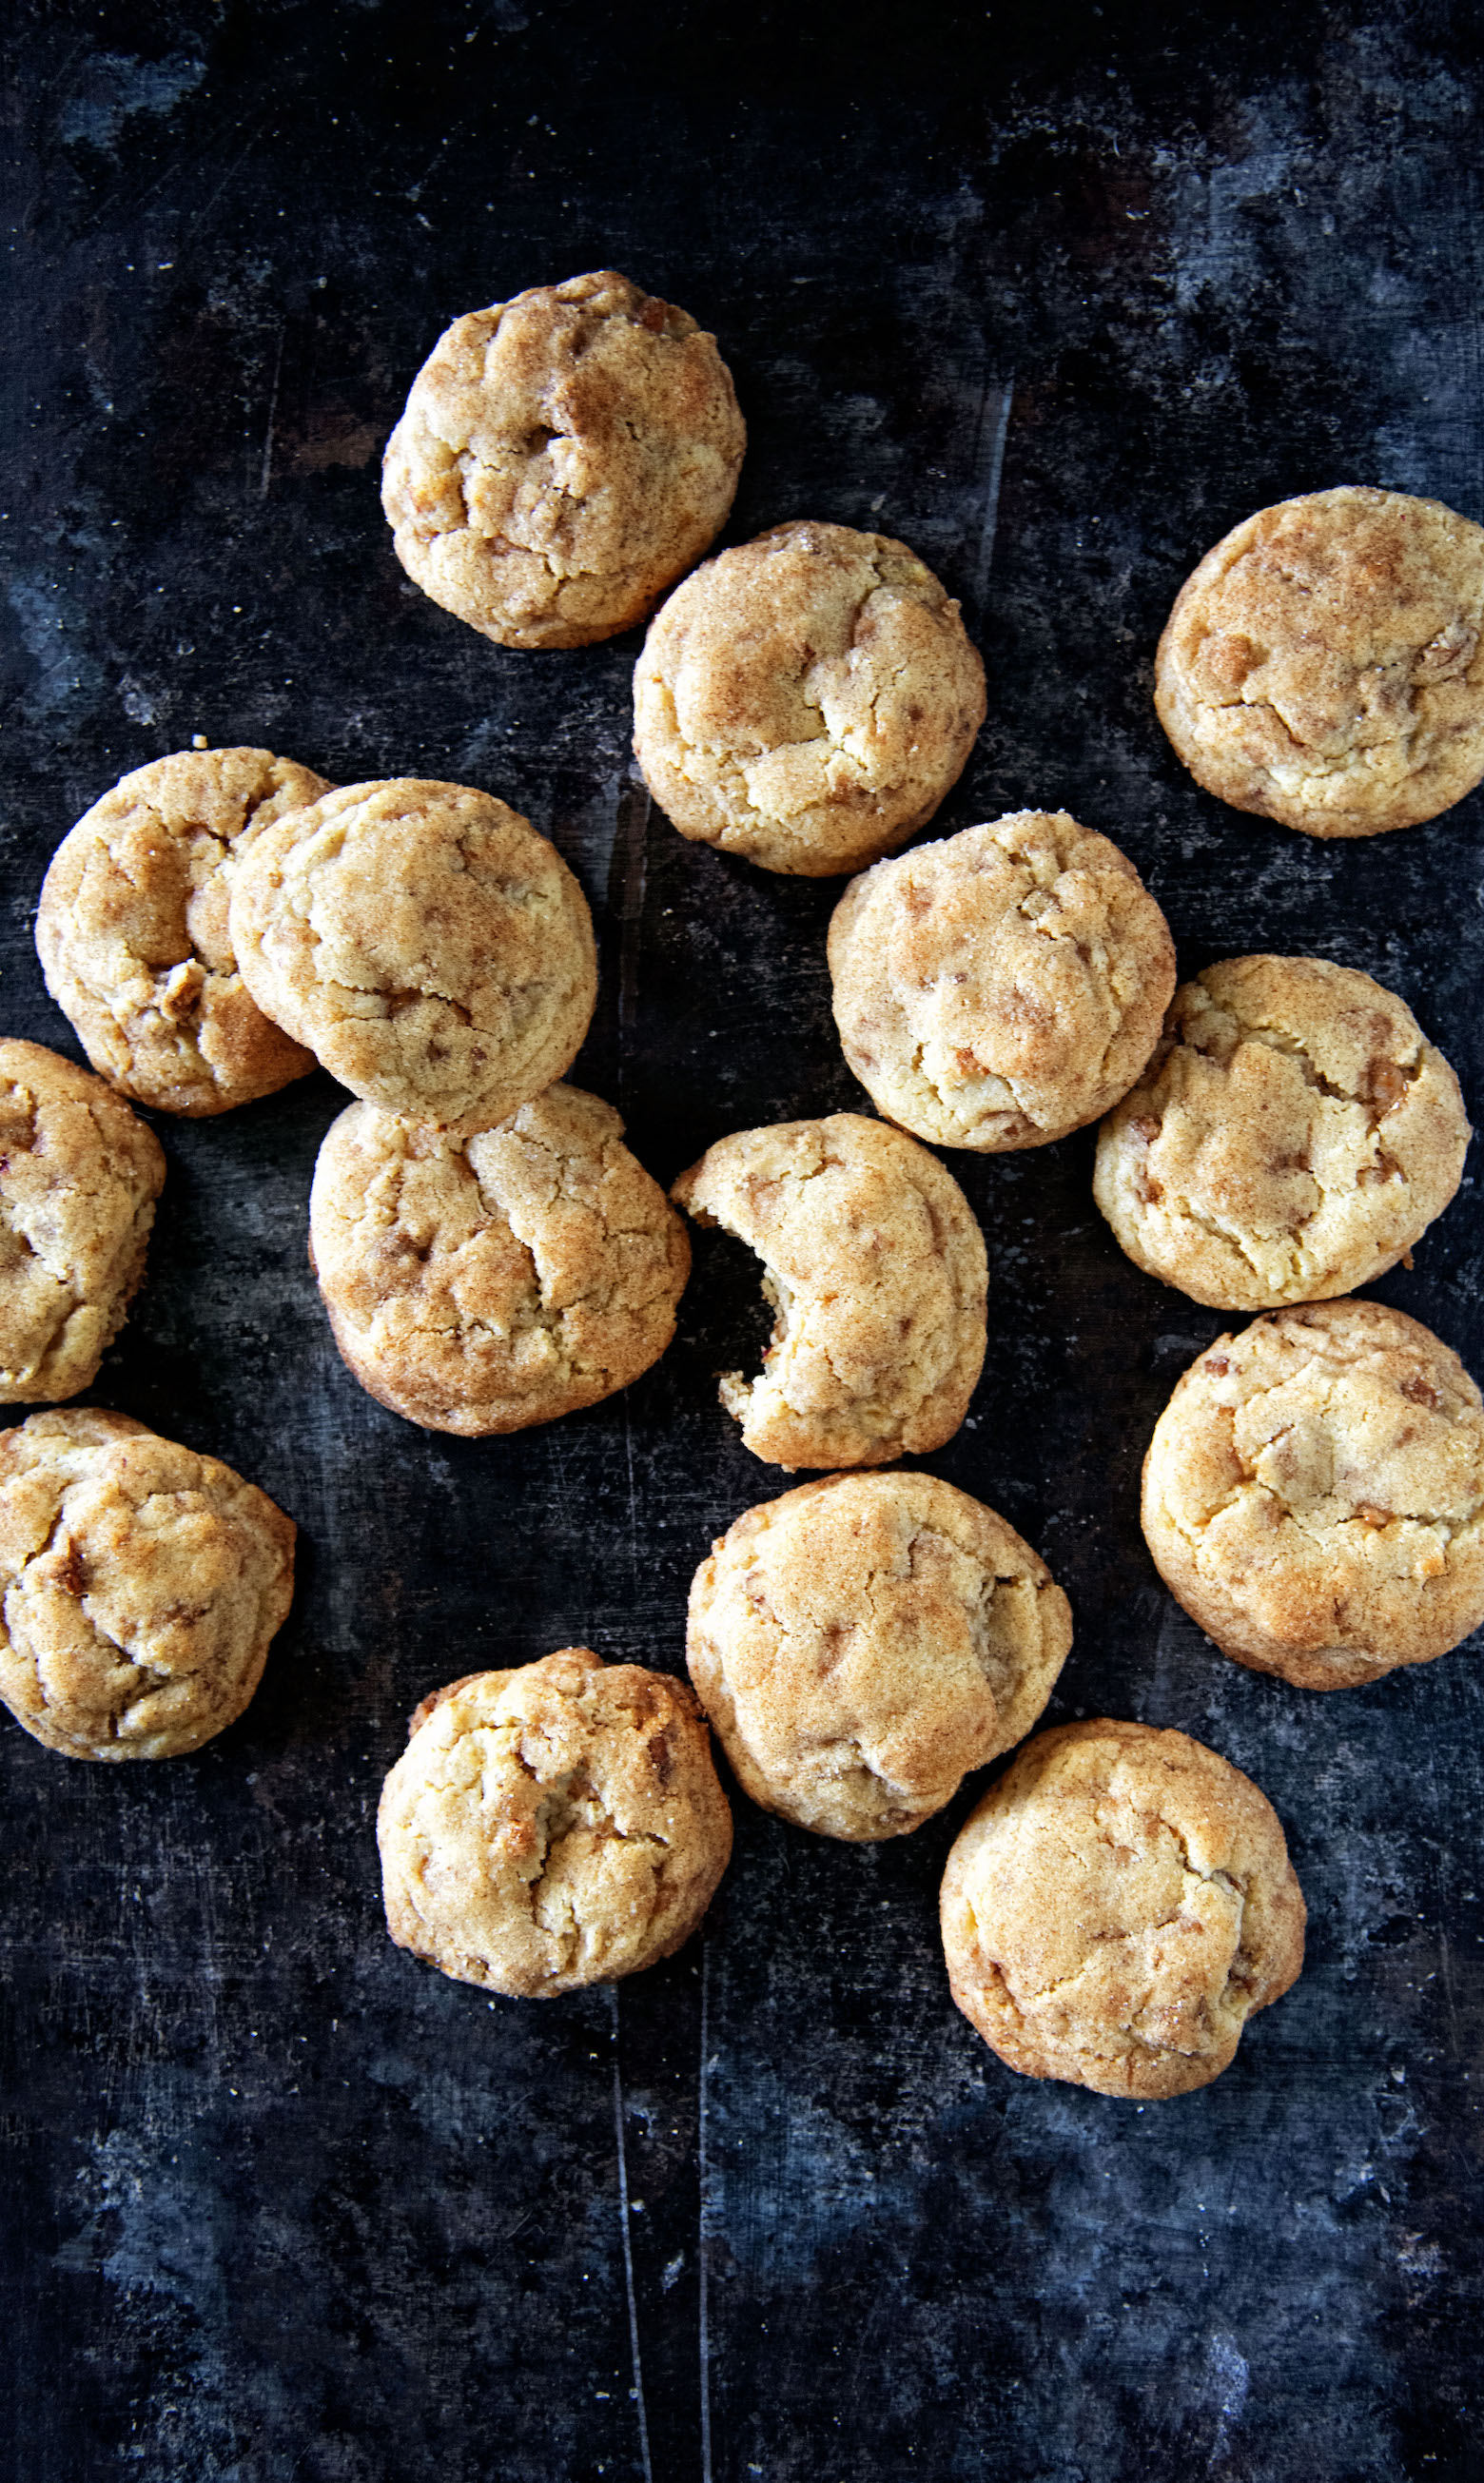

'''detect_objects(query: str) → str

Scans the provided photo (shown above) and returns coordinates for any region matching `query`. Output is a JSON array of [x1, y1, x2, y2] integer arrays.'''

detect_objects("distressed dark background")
[[1, 3, 1481, 2477]]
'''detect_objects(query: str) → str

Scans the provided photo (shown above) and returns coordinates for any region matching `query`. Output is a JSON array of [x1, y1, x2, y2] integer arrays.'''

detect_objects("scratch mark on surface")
[[967, 374, 1015, 629], [260, 323, 286, 500], [609, 1984, 654, 2483]]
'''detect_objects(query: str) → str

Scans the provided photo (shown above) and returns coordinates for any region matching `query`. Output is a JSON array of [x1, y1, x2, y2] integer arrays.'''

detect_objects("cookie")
[[670, 1113, 987, 1470], [0, 1040, 166, 1404], [382, 270, 745, 651], [1155, 486, 1484, 837], [633, 521, 986, 875], [1142, 1300, 1484, 1691], [36, 747, 328, 1115], [378, 1648, 732, 1997], [687, 1471, 1072, 1840], [0, 1408, 296, 1761], [829, 811, 1176, 1147], [1093, 955, 1470, 1310], [940, 1719, 1306, 2099], [309, 1084, 690, 1435], [228, 779, 597, 1128]]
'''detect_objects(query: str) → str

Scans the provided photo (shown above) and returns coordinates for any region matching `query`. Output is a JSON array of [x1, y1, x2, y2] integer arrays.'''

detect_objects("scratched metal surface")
[[1, 4, 1481, 2477]]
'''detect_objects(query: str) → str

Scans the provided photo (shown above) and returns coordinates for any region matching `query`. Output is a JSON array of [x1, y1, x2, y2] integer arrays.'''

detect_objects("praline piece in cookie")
[[1093, 955, 1469, 1310], [228, 779, 597, 1128], [1142, 1300, 1484, 1691], [829, 811, 1176, 1146], [0, 1408, 296, 1760], [687, 1471, 1072, 1841], [0, 1040, 165, 1404], [1155, 486, 1484, 836], [377, 1648, 732, 1997], [633, 521, 986, 875], [309, 1084, 690, 1435], [382, 271, 746, 650], [670, 1113, 987, 1471], [36, 747, 327, 1115], [940, 1719, 1306, 2099]]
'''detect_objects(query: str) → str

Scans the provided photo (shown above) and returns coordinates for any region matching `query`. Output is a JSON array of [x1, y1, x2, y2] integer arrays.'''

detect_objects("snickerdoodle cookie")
[[633, 522, 986, 875], [1093, 955, 1469, 1310], [1155, 486, 1484, 836], [687, 1472, 1072, 1841], [310, 1084, 689, 1435], [0, 1041, 165, 1404], [382, 271, 745, 650], [36, 748, 328, 1115], [829, 811, 1176, 1146], [229, 779, 597, 1128], [1143, 1300, 1484, 1691], [671, 1113, 987, 1470], [378, 1648, 732, 1996], [940, 1719, 1306, 2098], [0, 1408, 296, 1760]]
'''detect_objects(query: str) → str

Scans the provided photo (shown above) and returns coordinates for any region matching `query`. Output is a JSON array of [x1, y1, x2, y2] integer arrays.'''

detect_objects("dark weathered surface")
[[1, 4, 1481, 2476]]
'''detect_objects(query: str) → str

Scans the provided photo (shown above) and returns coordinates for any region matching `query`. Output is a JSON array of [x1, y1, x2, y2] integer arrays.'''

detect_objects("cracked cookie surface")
[[382, 270, 745, 650], [633, 521, 986, 875], [687, 1471, 1072, 1841], [1093, 954, 1469, 1309], [377, 1648, 732, 1996], [829, 811, 1175, 1146], [940, 1718, 1306, 2098]]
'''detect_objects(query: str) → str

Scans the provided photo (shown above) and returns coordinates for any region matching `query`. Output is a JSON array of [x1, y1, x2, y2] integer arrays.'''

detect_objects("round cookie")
[[633, 521, 986, 875], [309, 1083, 690, 1435], [0, 1408, 296, 1761], [1142, 1300, 1484, 1691], [1155, 486, 1484, 837], [382, 270, 745, 651], [1093, 954, 1470, 1310], [687, 1471, 1072, 1841], [0, 1040, 166, 1404], [228, 778, 597, 1128], [940, 1719, 1306, 2099], [36, 747, 328, 1115], [377, 1648, 732, 1997], [829, 811, 1176, 1147], [670, 1113, 987, 1471]]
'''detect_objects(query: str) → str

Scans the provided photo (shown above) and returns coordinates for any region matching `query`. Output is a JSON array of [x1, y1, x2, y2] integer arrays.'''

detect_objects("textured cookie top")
[[671, 1113, 987, 1471], [382, 270, 745, 650], [228, 779, 597, 1127], [633, 521, 986, 875], [1155, 486, 1484, 836], [0, 1040, 166, 1405], [940, 1719, 1306, 2099], [310, 1084, 690, 1436], [0, 1408, 296, 1761], [377, 1649, 732, 1997], [1093, 954, 1470, 1309], [1143, 1300, 1484, 1691], [829, 811, 1176, 1146], [687, 1471, 1072, 1840], [36, 747, 327, 1116]]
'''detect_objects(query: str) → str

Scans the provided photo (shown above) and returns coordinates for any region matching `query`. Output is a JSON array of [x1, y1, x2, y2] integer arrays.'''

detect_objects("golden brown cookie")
[[378, 1648, 732, 1996], [940, 1719, 1306, 2099], [228, 778, 597, 1128], [382, 271, 745, 650], [36, 748, 327, 1115], [633, 521, 986, 875], [1142, 1300, 1484, 1691], [0, 1408, 296, 1760], [309, 1084, 690, 1435], [670, 1113, 987, 1470], [829, 811, 1176, 1146], [1093, 955, 1470, 1309], [687, 1471, 1072, 1840], [0, 1040, 165, 1404], [1155, 486, 1484, 836]]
